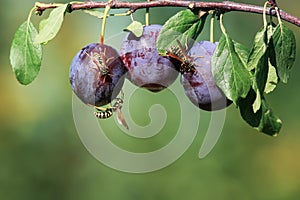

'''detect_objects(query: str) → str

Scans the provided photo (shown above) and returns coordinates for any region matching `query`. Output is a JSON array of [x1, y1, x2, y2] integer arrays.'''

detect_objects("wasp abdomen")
[[94, 108, 113, 119]]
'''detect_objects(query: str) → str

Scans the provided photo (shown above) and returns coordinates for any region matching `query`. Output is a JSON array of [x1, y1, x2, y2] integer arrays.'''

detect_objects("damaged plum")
[[120, 24, 178, 92]]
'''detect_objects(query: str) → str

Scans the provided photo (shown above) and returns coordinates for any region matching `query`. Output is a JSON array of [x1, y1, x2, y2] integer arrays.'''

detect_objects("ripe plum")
[[70, 43, 126, 106], [120, 24, 178, 92], [182, 41, 232, 111]]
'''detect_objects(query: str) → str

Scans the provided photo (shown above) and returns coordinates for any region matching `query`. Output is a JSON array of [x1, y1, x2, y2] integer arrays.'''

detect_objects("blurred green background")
[[1, 0, 300, 199]]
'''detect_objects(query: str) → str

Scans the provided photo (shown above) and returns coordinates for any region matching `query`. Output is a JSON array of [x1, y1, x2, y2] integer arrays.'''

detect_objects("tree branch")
[[35, 0, 300, 27]]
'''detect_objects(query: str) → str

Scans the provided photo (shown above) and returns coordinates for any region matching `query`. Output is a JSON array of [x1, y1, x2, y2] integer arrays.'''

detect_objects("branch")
[[35, 0, 300, 27]]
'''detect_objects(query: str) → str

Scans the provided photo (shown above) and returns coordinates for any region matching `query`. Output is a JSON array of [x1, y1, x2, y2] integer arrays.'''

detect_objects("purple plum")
[[181, 41, 232, 111], [120, 24, 178, 92], [70, 43, 126, 106]]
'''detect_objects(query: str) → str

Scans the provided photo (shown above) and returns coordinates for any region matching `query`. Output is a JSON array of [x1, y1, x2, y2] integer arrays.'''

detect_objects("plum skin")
[[120, 24, 178, 92], [181, 41, 232, 111], [70, 43, 126, 107]]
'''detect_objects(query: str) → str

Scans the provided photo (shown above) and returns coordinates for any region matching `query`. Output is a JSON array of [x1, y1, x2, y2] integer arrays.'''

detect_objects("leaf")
[[35, 4, 68, 44], [248, 26, 271, 93], [83, 9, 105, 19], [238, 89, 281, 136], [39, 19, 47, 31], [211, 34, 251, 105], [157, 9, 207, 55], [247, 24, 277, 111], [247, 26, 268, 72], [10, 21, 42, 85], [248, 25, 272, 93], [234, 41, 250, 68], [253, 88, 261, 113], [264, 64, 278, 93], [254, 50, 269, 95], [238, 89, 261, 128], [258, 99, 282, 136], [265, 25, 278, 94], [272, 23, 296, 83], [123, 21, 143, 37], [268, 22, 277, 68]]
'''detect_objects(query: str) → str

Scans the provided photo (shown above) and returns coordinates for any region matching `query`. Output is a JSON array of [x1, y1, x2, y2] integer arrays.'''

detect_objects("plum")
[[120, 24, 178, 92], [70, 43, 126, 107], [181, 41, 232, 111]]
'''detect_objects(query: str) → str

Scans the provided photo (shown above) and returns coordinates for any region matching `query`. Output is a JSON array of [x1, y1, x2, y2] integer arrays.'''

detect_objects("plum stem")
[[220, 14, 226, 35], [100, 0, 113, 44], [27, 6, 36, 27], [275, 7, 282, 26], [210, 12, 215, 43], [145, 0, 151, 26], [263, 2, 268, 28], [130, 14, 134, 22], [35, 1, 300, 27]]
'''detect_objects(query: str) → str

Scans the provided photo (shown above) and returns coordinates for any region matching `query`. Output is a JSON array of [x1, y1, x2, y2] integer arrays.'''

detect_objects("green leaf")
[[83, 9, 105, 19], [123, 21, 143, 37], [253, 88, 261, 113], [234, 41, 250, 68], [35, 4, 68, 44], [39, 19, 47, 31], [258, 99, 282, 136], [248, 25, 272, 94], [268, 22, 277, 67], [10, 21, 42, 85], [211, 34, 251, 105], [265, 25, 278, 94], [247, 26, 268, 72], [247, 24, 277, 111], [239, 89, 261, 128], [272, 23, 296, 83], [254, 50, 269, 95], [156, 9, 207, 55], [238, 89, 281, 136], [264, 64, 278, 93]]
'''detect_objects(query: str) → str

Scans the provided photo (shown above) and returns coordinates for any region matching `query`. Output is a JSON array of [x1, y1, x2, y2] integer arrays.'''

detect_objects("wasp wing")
[[116, 108, 129, 130]]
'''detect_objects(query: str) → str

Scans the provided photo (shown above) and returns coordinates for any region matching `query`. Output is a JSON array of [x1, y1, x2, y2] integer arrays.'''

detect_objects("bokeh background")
[[1, 0, 300, 199]]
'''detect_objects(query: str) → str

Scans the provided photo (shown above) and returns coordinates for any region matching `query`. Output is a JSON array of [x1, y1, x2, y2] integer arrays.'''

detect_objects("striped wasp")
[[166, 39, 200, 74], [94, 90, 129, 129], [85, 47, 114, 82]]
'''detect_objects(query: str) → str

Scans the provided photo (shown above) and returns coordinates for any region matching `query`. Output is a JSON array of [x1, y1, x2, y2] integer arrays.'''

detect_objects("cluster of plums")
[[69, 24, 231, 112]]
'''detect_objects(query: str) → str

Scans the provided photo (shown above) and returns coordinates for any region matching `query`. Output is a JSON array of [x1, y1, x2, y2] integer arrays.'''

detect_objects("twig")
[[35, 1, 300, 27]]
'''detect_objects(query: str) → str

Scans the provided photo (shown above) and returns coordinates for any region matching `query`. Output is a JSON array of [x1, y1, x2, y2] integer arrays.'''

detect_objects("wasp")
[[85, 47, 114, 82], [94, 91, 129, 129], [166, 39, 198, 74]]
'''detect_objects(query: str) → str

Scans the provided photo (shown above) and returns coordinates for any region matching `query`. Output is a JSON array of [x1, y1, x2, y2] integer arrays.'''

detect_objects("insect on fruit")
[[85, 47, 114, 82], [181, 41, 232, 111], [69, 43, 126, 107], [166, 39, 197, 74], [94, 91, 129, 129]]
